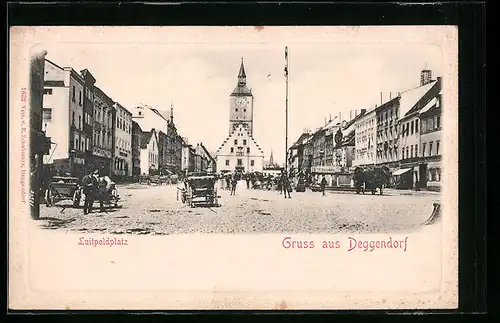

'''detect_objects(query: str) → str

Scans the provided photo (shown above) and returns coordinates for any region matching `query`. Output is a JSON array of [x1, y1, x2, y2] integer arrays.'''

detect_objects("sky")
[[37, 28, 443, 165]]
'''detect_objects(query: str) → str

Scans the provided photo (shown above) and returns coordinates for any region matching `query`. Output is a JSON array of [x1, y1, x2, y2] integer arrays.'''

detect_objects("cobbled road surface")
[[38, 181, 441, 235]]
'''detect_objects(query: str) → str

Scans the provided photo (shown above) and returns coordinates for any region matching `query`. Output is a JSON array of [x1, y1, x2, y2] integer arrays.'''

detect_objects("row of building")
[[41, 58, 215, 180], [288, 70, 443, 190]]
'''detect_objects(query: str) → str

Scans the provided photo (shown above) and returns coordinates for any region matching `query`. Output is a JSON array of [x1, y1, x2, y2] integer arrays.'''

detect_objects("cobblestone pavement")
[[37, 181, 441, 235]]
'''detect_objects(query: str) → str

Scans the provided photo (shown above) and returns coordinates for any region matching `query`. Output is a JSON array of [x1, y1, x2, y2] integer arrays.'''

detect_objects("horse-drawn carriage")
[[44, 176, 82, 207], [353, 166, 391, 195], [139, 173, 178, 185], [179, 174, 220, 208], [44, 175, 120, 208]]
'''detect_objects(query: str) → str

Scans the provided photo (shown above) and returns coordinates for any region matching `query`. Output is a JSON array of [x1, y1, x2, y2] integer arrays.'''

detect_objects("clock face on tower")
[[235, 97, 248, 109]]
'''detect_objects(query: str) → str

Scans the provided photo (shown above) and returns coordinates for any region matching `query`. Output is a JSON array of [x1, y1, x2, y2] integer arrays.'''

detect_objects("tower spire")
[[170, 101, 174, 123], [270, 149, 274, 166], [238, 57, 246, 86]]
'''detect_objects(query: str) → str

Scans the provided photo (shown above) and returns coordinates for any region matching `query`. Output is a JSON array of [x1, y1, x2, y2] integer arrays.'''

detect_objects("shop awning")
[[393, 168, 412, 176]]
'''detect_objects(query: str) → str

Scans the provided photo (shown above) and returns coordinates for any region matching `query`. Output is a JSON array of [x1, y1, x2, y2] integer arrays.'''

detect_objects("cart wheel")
[[45, 189, 53, 207]]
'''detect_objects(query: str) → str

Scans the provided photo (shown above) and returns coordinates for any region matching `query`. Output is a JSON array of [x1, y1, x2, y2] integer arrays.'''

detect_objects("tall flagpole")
[[285, 46, 289, 174]]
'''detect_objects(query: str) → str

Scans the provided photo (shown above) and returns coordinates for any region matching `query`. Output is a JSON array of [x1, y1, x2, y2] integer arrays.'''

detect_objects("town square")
[[28, 38, 444, 234]]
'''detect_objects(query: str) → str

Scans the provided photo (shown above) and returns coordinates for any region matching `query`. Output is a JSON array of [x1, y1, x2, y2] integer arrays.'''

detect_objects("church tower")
[[229, 58, 254, 137], [215, 58, 264, 173]]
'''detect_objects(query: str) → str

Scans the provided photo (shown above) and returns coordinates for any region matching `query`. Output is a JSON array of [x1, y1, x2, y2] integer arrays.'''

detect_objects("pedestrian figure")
[[321, 176, 328, 196], [230, 173, 238, 196], [246, 174, 251, 189], [97, 172, 115, 212], [278, 172, 284, 194], [220, 173, 225, 190], [283, 174, 292, 199], [81, 169, 98, 214], [225, 174, 231, 190]]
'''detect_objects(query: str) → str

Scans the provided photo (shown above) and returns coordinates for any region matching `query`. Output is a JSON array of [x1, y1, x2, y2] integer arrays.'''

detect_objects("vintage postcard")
[[9, 26, 458, 310]]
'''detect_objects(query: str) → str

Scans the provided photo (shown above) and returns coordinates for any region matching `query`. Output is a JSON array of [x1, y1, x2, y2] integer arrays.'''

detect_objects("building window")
[[410, 120, 414, 135], [243, 139, 247, 145], [76, 139, 79, 151], [78, 116, 81, 129], [437, 115, 441, 129], [79, 91, 82, 105], [247, 147, 250, 153], [225, 160, 229, 166], [436, 140, 440, 155], [234, 139, 237, 145], [72, 111, 75, 126], [230, 147, 234, 153], [72, 86, 76, 101], [406, 147, 409, 159], [251, 160, 255, 166], [422, 143, 426, 157], [429, 141, 433, 156], [415, 144, 418, 157], [237, 159, 243, 166], [43, 88, 52, 95], [42, 108, 52, 121], [415, 119, 419, 133]]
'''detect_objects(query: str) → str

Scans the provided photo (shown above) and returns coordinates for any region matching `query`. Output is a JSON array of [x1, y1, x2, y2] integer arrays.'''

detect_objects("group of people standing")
[[80, 169, 115, 214], [217, 172, 239, 196], [217, 170, 293, 199]]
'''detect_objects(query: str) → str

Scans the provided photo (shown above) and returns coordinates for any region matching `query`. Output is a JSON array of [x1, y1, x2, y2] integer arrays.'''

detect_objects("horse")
[[353, 166, 391, 195]]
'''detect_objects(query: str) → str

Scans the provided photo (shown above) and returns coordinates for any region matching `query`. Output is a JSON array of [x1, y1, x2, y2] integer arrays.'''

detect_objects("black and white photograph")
[[9, 26, 458, 310]]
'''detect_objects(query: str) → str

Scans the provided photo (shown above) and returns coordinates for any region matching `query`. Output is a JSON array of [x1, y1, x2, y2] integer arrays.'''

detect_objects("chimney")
[[421, 69, 432, 86], [380, 92, 383, 105], [349, 110, 353, 120], [390, 92, 392, 100], [361, 109, 367, 115], [355, 110, 358, 117], [339, 112, 342, 123]]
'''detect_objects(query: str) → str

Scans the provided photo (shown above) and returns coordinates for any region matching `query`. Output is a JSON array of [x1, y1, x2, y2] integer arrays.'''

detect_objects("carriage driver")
[[81, 169, 98, 214]]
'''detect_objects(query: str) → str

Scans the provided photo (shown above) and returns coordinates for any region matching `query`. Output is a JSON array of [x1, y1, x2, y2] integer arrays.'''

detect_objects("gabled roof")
[[216, 126, 264, 155], [419, 97, 437, 114], [399, 80, 438, 117], [133, 106, 170, 133], [150, 108, 172, 123], [199, 143, 216, 163], [290, 132, 312, 149], [140, 129, 156, 149]]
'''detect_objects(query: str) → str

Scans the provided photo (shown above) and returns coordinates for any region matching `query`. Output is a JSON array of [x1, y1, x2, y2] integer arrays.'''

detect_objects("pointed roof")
[[140, 129, 155, 149], [238, 58, 246, 78], [231, 58, 252, 96], [269, 150, 274, 164]]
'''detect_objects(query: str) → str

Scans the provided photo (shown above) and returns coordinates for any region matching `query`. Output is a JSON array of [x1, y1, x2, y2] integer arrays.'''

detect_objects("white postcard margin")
[[8, 26, 458, 310]]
